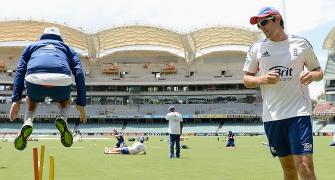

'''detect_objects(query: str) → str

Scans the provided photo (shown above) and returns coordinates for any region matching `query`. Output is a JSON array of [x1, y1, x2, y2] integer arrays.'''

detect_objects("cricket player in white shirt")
[[166, 105, 183, 159], [243, 7, 323, 180]]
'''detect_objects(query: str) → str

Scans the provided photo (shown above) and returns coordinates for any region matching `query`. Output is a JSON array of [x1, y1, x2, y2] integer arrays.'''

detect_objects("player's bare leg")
[[279, 155, 299, 180]]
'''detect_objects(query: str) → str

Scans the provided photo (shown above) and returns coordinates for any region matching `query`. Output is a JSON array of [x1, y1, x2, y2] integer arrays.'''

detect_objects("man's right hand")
[[261, 71, 280, 84], [76, 105, 87, 123], [9, 101, 20, 121]]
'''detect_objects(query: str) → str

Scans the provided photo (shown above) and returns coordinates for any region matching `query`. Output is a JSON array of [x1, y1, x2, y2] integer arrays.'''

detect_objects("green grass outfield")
[[0, 136, 334, 180]]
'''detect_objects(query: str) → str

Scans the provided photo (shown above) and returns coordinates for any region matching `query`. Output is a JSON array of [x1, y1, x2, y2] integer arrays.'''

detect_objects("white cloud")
[[1, 0, 335, 33], [1, 0, 334, 34], [0, 0, 276, 32], [285, 0, 335, 34]]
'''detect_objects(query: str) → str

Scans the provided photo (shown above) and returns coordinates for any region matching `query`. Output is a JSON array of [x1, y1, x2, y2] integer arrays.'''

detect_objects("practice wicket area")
[[33, 145, 55, 180]]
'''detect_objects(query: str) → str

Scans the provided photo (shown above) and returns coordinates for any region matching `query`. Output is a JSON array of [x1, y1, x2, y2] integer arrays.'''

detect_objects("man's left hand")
[[300, 71, 314, 85]]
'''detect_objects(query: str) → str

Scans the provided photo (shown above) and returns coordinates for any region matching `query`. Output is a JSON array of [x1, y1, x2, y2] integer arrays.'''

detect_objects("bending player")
[[225, 131, 235, 148], [73, 119, 83, 142], [113, 129, 126, 148]]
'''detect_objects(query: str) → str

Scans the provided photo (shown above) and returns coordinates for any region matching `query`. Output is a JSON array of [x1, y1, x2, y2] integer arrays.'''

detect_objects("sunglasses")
[[257, 16, 275, 28]]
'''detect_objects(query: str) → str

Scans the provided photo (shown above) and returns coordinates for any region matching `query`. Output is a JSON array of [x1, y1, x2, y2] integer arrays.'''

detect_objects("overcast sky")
[[1, 0, 334, 99]]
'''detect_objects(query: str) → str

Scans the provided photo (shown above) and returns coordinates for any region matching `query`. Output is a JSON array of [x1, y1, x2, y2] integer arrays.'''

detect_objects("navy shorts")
[[120, 147, 130, 154], [25, 81, 72, 103], [264, 116, 313, 157], [226, 141, 235, 147]]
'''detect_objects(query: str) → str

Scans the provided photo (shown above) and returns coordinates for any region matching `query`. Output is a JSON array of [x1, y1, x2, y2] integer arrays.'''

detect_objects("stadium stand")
[[219, 123, 264, 134], [0, 62, 5, 72], [319, 123, 335, 133], [313, 101, 333, 114], [1, 20, 328, 135]]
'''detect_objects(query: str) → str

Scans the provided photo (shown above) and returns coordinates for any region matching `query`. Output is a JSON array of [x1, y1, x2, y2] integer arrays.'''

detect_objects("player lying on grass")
[[104, 137, 146, 155]]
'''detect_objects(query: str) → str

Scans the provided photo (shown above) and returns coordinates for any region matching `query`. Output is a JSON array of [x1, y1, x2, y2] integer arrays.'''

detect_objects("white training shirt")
[[166, 112, 183, 134], [243, 35, 320, 122], [128, 142, 146, 155], [25, 73, 73, 86]]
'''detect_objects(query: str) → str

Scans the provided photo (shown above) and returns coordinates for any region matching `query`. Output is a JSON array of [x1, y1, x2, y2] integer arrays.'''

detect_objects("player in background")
[[330, 132, 335, 146], [113, 128, 126, 148], [166, 105, 183, 159], [73, 119, 83, 142], [225, 131, 235, 148], [104, 137, 146, 155]]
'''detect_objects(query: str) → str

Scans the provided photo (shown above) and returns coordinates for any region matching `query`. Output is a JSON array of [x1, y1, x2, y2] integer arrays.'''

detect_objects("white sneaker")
[[23, 118, 33, 127], [104, 147, 111, 154]]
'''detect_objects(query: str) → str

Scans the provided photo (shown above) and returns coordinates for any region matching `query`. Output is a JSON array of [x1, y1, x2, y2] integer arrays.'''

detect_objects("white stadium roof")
[[189, 26, 260, 58], [323, 27, 335, 79], [323, 26, 335, 50], [96, 25, 184, 58], [0, 20, 88, 55], [0, 20, 261, 62]]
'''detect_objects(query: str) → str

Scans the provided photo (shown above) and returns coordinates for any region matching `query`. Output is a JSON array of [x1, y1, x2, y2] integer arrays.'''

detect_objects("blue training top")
[[12, 34, 86, 106]]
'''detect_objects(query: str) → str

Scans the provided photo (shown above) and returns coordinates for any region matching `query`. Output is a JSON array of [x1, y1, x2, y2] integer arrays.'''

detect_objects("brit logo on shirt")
[[269, 66, 293, 81], [261, 51, 271, 57]]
